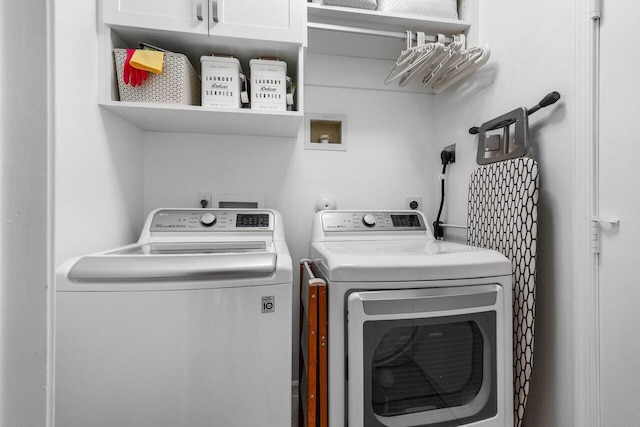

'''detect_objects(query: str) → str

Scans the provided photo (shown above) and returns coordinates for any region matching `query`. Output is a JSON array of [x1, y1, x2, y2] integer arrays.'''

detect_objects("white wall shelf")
[[308, 3, 470, 34], [306, 2, 474, 60], [100, 26, 304, 137], [101, 101, 303, 137], [99, 0, 305, 138]]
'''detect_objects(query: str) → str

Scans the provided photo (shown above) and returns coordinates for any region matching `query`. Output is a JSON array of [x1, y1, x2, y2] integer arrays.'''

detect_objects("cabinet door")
[[103, 0, 209, 34], [209, 0, 305, 44]]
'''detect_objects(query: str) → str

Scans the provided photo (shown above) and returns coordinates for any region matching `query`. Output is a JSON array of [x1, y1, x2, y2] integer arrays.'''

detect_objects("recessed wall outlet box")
[[212, 194, 265, 209], [198, 192, 212, 208], [405, 196, 422, 210], [305, 113, 348, 151]]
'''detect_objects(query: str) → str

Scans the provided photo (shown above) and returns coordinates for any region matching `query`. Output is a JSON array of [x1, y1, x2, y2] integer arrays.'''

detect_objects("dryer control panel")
[[320, 211, 426, 232]]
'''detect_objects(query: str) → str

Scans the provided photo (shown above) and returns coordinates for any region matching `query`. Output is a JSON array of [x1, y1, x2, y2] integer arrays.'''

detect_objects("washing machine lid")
[[57, 208, 294, 291], [310, 240, 511, 282], [66, 240, 279, 282]]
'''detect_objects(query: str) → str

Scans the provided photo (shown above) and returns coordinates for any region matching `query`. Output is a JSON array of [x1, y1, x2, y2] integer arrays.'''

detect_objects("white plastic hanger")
[[385, 32, 490, 91], [430, 43, 491, 91], [422, 34, 464, 88], [397, 33, 445, 87], [384, 31, 423, 85]]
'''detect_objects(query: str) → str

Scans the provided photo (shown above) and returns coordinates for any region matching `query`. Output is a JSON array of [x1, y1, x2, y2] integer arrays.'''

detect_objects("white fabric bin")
[[377, 0, 458, 19], [313, 0, 377, 10]]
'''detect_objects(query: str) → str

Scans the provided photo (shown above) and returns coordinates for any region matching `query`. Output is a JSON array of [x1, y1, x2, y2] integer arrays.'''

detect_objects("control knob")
[[200, 213, 217, 227], [362, 214, 376, 228]]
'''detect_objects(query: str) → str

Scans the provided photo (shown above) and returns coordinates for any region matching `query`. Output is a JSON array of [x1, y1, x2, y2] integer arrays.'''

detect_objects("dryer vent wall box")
[[55, 208, 292, 427], [211, 194, 265, 208], [308, 210, 514, 427]]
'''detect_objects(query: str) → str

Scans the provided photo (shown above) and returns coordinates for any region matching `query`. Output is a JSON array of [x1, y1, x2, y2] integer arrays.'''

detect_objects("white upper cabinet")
[[210, 0, 305, 44], [103, 0, 209, 34], [103, 0, 306, 44]]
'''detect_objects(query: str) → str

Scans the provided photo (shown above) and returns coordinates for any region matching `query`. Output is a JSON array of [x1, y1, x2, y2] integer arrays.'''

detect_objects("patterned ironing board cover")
[[467, 157, 538, 427]]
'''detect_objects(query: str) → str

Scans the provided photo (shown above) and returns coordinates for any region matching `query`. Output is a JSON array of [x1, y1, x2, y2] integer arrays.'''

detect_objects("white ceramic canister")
[[249, 59, 290, 111], [200, 55, 248, 108]]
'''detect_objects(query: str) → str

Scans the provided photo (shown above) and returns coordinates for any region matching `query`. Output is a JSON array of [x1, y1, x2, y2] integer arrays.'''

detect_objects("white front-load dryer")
[[309, 210, 513, 427], [55, 209, 292, 427]]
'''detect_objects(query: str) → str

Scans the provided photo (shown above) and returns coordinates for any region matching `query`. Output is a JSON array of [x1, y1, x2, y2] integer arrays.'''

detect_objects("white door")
[[598, 2, 640, 424]]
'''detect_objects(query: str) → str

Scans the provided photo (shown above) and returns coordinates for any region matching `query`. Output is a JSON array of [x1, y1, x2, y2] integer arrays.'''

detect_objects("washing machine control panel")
[[150, 210, 273, 231], [321, 211, 426, 232]]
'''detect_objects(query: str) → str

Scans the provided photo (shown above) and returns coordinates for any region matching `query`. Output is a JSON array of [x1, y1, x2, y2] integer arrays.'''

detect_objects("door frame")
[[573, 0, 601, 426]]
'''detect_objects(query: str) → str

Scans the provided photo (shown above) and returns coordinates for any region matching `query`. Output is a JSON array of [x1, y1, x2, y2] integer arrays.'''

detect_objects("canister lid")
[[249, 58, 287, 71], [200, 55, 241, 66]]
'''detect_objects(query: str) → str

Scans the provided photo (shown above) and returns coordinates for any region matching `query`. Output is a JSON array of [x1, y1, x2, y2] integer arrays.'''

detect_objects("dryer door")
[[347, 284, 507, 427]]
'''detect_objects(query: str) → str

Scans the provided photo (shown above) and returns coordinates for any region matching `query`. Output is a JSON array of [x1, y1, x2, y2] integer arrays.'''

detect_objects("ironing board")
[[466, 157, 539, 427]]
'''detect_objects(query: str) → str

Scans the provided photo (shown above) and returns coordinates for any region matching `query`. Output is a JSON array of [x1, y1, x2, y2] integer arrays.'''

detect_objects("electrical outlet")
[[405, 196, 422, 210], [198, 192, 211, 209], [443, 143, 456, 163]]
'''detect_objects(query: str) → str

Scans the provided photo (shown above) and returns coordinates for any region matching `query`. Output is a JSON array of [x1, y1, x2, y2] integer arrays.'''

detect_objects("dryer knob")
[[362, 214, 376, 228], [200, 213, 217, 227]]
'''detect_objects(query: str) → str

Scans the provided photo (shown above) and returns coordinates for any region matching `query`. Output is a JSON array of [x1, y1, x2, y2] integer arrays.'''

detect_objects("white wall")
[[143, 86, 438, 238], [432, 1, 578, 426], [53, 0, 145, 266], [0, 1, 49, 426], [143, 54, 441, 260]]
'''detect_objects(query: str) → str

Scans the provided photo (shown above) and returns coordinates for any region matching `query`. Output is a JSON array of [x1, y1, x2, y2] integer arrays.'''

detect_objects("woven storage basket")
[[113, 49, 201, 105]]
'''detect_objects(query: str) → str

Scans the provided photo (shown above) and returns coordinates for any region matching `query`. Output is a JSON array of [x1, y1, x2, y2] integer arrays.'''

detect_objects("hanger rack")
[[307, 22, 455, 43]]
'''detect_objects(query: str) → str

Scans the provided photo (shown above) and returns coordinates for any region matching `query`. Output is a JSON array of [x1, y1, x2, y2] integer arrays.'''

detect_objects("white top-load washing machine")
[[309, 210, 513, 427], [55, 209, 292, 427]]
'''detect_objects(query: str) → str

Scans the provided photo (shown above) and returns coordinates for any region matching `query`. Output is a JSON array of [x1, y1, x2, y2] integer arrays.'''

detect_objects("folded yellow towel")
[[130, 50, 164, 74]]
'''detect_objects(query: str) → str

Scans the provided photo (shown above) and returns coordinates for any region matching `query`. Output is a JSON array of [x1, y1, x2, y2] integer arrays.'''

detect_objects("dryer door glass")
[[372, 321, 484, 414], [364, 314, 496, 426]]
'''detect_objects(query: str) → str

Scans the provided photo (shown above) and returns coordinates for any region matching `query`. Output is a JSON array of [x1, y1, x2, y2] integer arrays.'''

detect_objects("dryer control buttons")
[[200, 213, 217, 227], [362, 214, 377, 228]]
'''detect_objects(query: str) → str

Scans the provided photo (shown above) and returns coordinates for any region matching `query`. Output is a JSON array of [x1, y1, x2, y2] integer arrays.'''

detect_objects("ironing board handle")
[[468, 91, 561, 134]]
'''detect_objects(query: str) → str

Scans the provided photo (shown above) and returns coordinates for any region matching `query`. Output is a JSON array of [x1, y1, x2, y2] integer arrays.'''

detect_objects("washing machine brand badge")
[[261, 296, 275, 313]]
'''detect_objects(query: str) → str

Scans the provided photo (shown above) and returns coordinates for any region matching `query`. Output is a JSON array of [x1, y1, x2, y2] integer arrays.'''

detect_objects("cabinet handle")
[[195, 0, 203, 21], [211, 0, 219, 23]]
